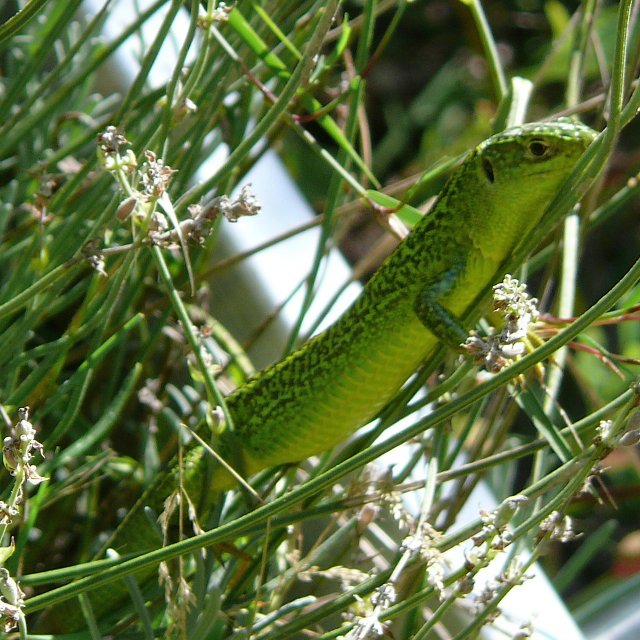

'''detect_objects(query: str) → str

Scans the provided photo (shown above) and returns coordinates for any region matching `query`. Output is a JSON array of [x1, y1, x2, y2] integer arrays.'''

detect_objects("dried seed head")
[[140, 151, 177, 199]]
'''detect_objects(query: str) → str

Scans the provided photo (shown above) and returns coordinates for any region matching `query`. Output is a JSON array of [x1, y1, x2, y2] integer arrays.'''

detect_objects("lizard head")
[[465, 119, 597, 256]]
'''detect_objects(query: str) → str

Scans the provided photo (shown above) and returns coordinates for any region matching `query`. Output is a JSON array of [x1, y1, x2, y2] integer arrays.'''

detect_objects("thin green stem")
[[0, 259, 84, 322], [177, 0, 339, 207], [0, 0, 51, 45], [463, 0, 508, 100]]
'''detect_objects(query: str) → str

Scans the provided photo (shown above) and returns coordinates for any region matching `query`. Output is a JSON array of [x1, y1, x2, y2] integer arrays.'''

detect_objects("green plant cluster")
[[0, 0, 639, 638]]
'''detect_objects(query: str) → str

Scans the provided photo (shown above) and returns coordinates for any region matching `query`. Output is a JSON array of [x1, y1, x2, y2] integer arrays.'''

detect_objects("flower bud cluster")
[[464, 275, 539, 372]]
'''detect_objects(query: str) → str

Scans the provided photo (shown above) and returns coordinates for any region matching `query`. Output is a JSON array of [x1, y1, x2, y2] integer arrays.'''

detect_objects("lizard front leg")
[[413, 271, 471, 351]]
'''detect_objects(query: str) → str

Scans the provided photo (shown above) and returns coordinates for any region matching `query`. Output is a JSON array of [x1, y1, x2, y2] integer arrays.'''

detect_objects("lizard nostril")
[[482, 158, 495, 183]]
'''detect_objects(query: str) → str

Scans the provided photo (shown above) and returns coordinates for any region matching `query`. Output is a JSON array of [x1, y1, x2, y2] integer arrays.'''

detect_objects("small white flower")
[[464, 275, 540, 372], [209, 184, 261, 223]]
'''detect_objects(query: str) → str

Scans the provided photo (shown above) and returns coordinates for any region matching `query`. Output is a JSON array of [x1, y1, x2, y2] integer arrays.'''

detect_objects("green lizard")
[[39, 120, 596, 631]]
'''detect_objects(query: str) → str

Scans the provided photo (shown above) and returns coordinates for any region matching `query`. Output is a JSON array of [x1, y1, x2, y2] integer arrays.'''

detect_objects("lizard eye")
[[482, 158, 495, 183], [528, 139, 549, 157]]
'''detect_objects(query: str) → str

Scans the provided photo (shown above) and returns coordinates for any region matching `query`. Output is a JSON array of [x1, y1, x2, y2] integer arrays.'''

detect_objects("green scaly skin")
[[219, 119, 596, 480], [39, 120, 596, 632]]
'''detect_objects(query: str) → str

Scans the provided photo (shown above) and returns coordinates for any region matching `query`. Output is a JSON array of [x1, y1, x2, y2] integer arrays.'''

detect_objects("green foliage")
[[0, 0, 639, 637]]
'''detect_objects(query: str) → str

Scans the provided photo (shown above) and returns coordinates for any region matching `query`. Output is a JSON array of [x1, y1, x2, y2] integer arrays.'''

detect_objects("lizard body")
[[216, 119, 596, 483]]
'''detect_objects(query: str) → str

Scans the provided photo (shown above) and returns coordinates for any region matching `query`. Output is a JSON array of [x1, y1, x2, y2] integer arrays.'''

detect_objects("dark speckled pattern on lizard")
[[212, 120, 597, 487]]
